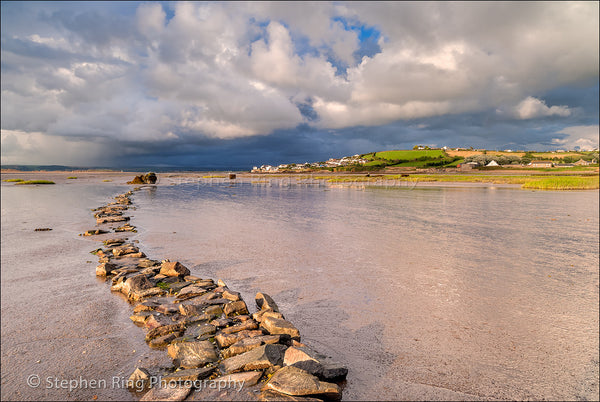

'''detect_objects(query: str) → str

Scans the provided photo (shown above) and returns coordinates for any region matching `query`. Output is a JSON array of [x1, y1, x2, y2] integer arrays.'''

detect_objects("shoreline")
[[86, 184, 348, 400], [2, 170, 598, 191]]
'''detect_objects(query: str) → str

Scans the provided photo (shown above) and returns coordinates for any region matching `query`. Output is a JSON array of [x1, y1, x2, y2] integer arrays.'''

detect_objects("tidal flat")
[[1, 171, 598, 401]]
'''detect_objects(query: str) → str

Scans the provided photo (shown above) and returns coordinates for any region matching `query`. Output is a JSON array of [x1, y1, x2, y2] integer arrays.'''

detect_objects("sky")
[[1, 1, 598, 168]]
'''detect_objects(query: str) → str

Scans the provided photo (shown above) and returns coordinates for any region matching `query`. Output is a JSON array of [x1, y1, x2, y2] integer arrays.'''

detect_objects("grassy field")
[[446, 149, 595, 160], [322, 174, 599, 190]]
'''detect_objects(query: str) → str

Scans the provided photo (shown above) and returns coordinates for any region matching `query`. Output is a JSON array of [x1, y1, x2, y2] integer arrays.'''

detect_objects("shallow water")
[[130, 181, 599, 400], [1, 177, 598, 401]]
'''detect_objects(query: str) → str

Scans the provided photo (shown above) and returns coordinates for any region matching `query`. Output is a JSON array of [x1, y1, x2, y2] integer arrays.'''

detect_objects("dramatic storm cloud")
[[1, 1, 598, 167]]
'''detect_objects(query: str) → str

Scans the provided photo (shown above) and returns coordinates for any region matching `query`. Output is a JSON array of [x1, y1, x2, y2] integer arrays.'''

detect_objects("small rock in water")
[[34, 228, 52, 231], [128, 367, 151, 391]]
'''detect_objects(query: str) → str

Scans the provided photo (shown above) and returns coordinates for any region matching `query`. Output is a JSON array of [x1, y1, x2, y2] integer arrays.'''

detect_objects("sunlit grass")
[[324, 174, 599, 190], [67, 176, 77, 179], [3, 178, 24, 182]]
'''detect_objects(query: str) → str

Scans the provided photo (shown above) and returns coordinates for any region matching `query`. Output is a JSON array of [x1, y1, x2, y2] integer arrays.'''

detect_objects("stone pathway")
[[86, 186, 348, 401]]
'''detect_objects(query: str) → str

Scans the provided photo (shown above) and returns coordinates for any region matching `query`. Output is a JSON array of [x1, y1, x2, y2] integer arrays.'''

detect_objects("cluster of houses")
[[252, 154, 370, 173], [458, 158, 596, 171]]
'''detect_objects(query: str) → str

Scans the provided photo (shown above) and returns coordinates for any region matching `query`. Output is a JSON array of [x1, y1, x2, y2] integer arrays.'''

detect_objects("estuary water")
[[131, 180, 599, 400], [1, 175, 598, 401]]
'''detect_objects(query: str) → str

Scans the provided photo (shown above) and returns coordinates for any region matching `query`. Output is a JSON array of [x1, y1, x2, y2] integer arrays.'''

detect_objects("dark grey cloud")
[[1, 1, 598, 166]]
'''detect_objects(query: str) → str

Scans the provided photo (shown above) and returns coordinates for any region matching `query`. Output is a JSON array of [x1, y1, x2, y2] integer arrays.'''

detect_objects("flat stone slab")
[[140, 384, 192, 401], [221, 320, 259, 334], [219, 344, 286, 374], [212, 370, 263, 388], [215, 329, 265, 348], [167, 340, 218, 369], [161, 366, 215, 384], [222, 335, 288, 359], [223, 300, 249, 317], [262, 366, 341, 400], [260, 317, 300, 340]]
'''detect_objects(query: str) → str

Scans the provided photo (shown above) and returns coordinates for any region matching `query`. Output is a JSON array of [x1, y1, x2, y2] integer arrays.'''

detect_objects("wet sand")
[[1, 173, 172, 401], [2, 171, 599, 401]]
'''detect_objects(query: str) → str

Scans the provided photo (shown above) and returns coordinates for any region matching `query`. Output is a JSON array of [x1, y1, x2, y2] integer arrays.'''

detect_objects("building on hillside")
[[486, 160, 499, 167], [529, 160, 554, 168], [458, 161, 479, 171], [574, 159, 591, 166]]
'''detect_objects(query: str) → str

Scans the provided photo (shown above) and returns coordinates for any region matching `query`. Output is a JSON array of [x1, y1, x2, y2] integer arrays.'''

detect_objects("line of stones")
[[86, 188, 348, 401]]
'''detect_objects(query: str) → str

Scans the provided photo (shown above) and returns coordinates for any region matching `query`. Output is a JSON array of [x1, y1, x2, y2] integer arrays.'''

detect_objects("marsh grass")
[[14, 180, 55, 185], [3, 178, 24, 182], [67, 176, 78, 179], [325, 174, 599, 190]]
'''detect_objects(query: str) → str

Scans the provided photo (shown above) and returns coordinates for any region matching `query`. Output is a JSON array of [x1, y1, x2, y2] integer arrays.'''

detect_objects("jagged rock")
[[146, 323, 186, 341], [160, 261, 190, 277], [219, 344, 287, 374], [103, 238, 125, 247], [179, 303, 206, 316], [221, 335, 289, 359], [217, 279, 227, 287], [97, 216, 130, 224], [134, 301, 161, 313], [149, 333, 179, 348], [210, 318, 234, 328], [167, 340, 218, 369], [138, 259, 160, 268], [215, 329, 265, 348], [176, 285, 208, 299], [114, 223, 136, 232], [212, 370, 263, 388], [122, 274, 153, 295], [96, 262, 117, 276], [184, 323, 216, 339], [221, 320, 259, 334], [130, 311, 153, 324], [128, 368, 151, 391], [223, 290, 241, 301], [260, 317, 300, 340], [140, 384, 191, 401], [156, 304, 179, 315], [161, 366, 214, 385], [253, 310, 285, 323], [256, 293, 279, 312], [112, 245, 139, 257], [224, 300, 249, 317], [130, 287, 165, 301], [82, 229, 108, 236], [184, 275, 202, 281], [262, 366, 341, 400]]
